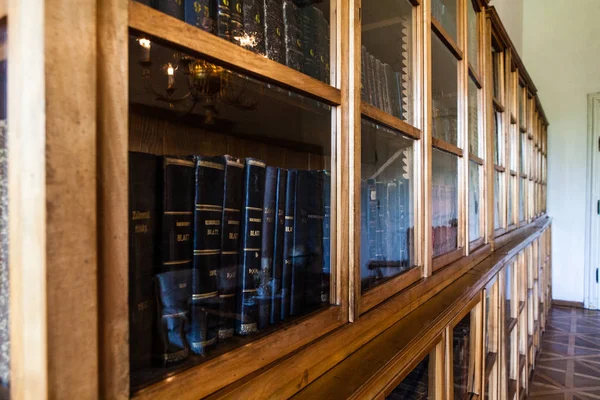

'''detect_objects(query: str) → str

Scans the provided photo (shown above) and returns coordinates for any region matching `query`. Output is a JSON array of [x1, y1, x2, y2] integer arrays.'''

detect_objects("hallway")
[[528, 306, 600, 399]]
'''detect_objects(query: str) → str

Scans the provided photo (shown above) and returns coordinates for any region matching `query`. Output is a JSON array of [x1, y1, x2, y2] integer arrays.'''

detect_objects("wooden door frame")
[[585, 92, 600, 310]]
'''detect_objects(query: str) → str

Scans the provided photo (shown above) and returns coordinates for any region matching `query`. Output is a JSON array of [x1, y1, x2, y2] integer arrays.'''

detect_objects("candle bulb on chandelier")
[[138, 38, 151, 63]]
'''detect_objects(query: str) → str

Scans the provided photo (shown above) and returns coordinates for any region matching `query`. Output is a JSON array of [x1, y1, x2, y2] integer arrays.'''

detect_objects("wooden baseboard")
[[552, 299, 585, 309]]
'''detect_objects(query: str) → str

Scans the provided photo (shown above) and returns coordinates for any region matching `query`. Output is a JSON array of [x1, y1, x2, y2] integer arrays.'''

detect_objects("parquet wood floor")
[[528, 306, 600, 400]]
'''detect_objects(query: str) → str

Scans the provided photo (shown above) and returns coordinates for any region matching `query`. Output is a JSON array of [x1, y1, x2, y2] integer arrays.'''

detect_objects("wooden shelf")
[[361, 102, 421, 140], [431, 17, 463, 60], [469, 153, 485, 166], [493, 97, 505, 113], [128, 1, 341, 106], [432, 137, 463, 157]]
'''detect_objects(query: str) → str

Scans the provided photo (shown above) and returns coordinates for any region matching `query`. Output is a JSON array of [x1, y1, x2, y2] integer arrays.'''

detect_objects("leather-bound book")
[[283, 0, 304, 72], [230, 0, 245, 42], [375, 181, 387, 263], [384, 63, 402, 119], [317, 13, 329, 84], [184, 0, 215, 33], [280, 169, 296, 320], [218, 155, 244, 340], [263, 0, 285, 63], [270, 168, 287, 324], [300, 170, 324, 311], [236, 158, 266, 335], [321, 170, 330, 304], [216, 0, 232, 40], [242, 0, 265, 54], [361, 46, 368, 103], [367, 54, 378, 109], [188, 156, 224, 355], [289, 170, 308, 316], [156, 0, 184, 20], [155, 156, 195, 366], [258, 167, 277, 329], [129, 152, 159, 373], [301, 6, 320, 80]]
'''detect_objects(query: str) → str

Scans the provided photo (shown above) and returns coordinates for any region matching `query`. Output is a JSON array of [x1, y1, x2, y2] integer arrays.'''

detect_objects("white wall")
[[522, 0, 600, 303], [488, 0, 523, 55]]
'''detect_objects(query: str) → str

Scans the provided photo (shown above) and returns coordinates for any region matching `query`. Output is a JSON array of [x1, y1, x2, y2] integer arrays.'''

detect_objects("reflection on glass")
[[520, 133, 526, 174], [492, 47, 501, 100], [494, 171, 501, 230], [468, 78, 479, 156], [134, 0, 332, 84], [432, 149, 458, 257], [432, 0, 457, 42], [508, 177, 513, 226], [361, 0, 413, 123], [387, 355, 430, 399], [360, 119, 414, 292], [128, 35, 332, 390], [432, 34, 458, 145], [505, 264, 512, 324], [0, 21, 7, 396], [493, 111, 502, 165], [469, 161, 480, 243], [454, 313, 472, 400], [467, 1, 478, 72], [485, 288, 491, 353], [519, 178, 525, 222]]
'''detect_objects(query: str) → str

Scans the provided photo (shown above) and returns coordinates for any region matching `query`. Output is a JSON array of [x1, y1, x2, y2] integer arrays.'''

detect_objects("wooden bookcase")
[[4, 0, 552, 398]]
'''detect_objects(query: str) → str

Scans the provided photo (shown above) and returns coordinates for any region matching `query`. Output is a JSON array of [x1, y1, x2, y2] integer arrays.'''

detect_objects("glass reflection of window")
[[469, 161, 480, 242], [432, 34, 458, 146], [432, 149, 458, 258]]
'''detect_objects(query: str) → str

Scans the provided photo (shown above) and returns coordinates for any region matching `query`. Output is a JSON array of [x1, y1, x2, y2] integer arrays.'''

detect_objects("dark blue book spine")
[[184, 0, 215, 33], [242, 0, 265, 54], [398, 178, 408, 266], [280, 169, 296, 320], [156, 156, 195, 365], [386, 181, 400, 276], [258, 167, 277, 330], [301, 170, 324, 311], [157, 0, 184, 20], [290, 170, 308, 316], [188, 156, 224, 355], [218, 155, 244, 340], [129, 152, 159, 373], [375, 181, 387, 263], [236, 158, 266, 335], [321, 170, 331, 304], [270, 168, 287, 325], [360, 179, 369, 289]]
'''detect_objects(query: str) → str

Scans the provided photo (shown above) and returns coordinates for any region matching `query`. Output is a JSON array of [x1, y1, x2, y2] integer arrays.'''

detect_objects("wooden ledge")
[[432, 137, 463, 157], [361, 102, 421, 140], [469, 153, 484, 166], [129, 1, 341, 106], [469, 63, 483, 89], [431, 17, 463, 60], [493, 97, 505, 113]]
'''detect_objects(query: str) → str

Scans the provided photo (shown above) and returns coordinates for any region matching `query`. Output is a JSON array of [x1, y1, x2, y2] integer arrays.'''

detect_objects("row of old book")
[[360, 178, 413, 291], [129, 152, 330, 371], [361, 45, 409, 121], [137, 0, 330, 84], [432, 183, 458, 257]]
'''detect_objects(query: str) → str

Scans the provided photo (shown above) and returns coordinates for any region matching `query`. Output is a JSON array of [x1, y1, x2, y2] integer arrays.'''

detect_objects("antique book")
[[384, 63, 401, 119], [242, 0, 266, 54], [283, 0, 304, 72], [321, 170, 331, 304], [289, 170, 308, 316], [366, 179, 377, 284], [301, 6, 320, 80], [264, 0, 285, 63], [188, 156, 225, 355], [216, 0, 232, 40], [280, 169, 296, 320], [218, 155, 244, 340], [386, 181, 400, 270], [184, 0, 215, 33], [367, 54, 378, 109], [270, 168, 287, 324], [258, 167, 278, 330], [300, 170, 324, 311], [375, 59, 387, 113], [316, 12, 329, 83], [155, 156, 195, 365], [360, 179, 370, 289], [128, 152, 159, 372], [236, 158, 266, 335], [361, 46, 368, 103], [230, 0, 245, 42], [156, 0, 184, 20], [375, 181, 387, 263]]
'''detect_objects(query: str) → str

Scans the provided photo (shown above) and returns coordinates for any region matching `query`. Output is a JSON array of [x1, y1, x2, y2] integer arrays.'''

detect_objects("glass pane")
[[468, 77, 479, 156], [493, 111, 502, 165], [387, 355, 430, 399], [467, 1, 478, 73], [520, 133, 526, 174], [519, 178, 525, 222], [432, 0, 457, 42], [454, 313, 472, 400], [432, 149, 458, 257], [432, 33, 458, 146], [134, 0, 332, 85], [128, 34, 333, 390], [508, 176, 513, 225], [494, 171, 501, 230], [361, 0, 414, 123], [0, 21, 7, 396], [469, 161, 480, 243], [505, 264, 512, 324], [492, 46, 501, 100], [360, 119, 415, 292]]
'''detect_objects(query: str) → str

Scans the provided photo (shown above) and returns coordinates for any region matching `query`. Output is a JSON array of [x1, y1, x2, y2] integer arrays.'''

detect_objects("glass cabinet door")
[[0, 18, 7, 398], [483, 277, 499, 400], [451, 300, 482, 400], [128, 25, 338, 391]]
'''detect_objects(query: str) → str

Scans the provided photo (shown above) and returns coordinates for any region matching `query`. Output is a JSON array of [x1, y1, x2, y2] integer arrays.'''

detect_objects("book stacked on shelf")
[[432, 183, 458, 257], [360, 40, 410, 121], [360, 175, 413, 292], [128, 151, 330, 373], [139, 0, 330, 84]]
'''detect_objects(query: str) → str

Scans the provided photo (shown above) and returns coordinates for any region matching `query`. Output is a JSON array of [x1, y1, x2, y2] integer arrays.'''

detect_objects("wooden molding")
[[361, 101, 422, 140], [469, 153, 485, 166], [431, 17, 463, 60], [432, 137, 464, 157], [360, 267, 422, 315], [551, 299, 585, 309]]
